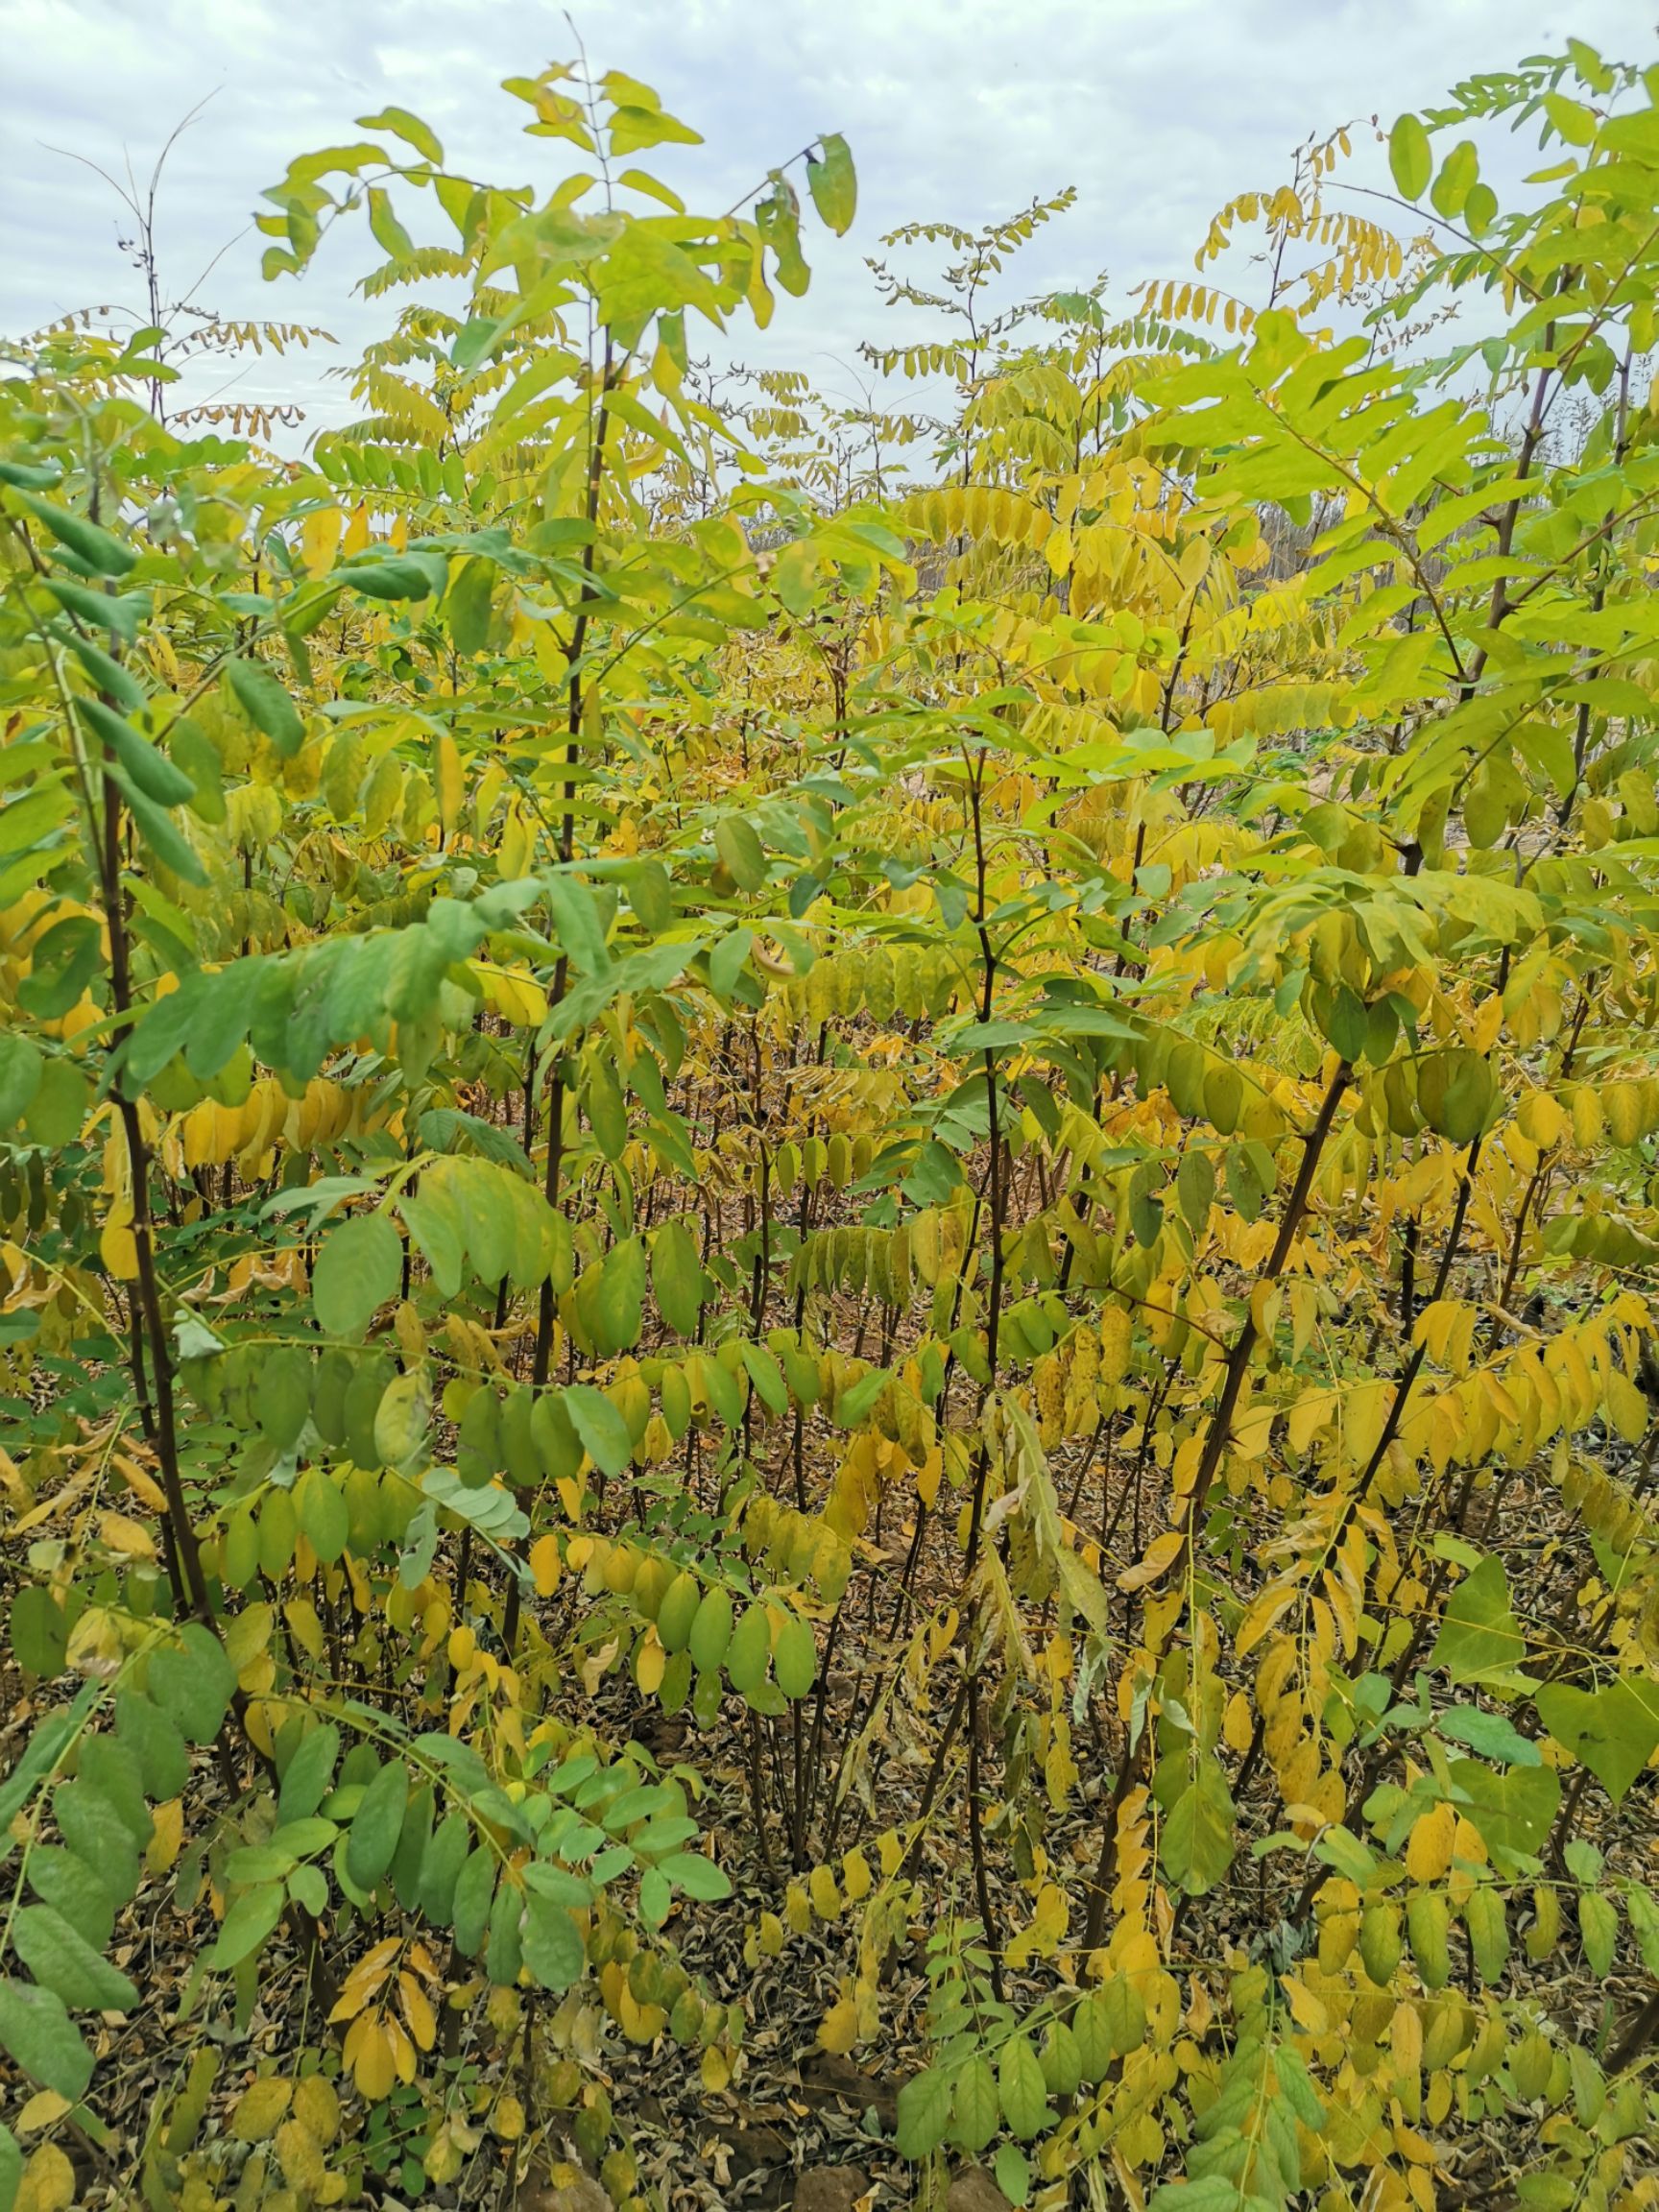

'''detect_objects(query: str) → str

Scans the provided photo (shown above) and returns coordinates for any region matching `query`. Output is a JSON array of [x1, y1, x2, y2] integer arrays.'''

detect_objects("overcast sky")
[[1, 0, 1649, 444]]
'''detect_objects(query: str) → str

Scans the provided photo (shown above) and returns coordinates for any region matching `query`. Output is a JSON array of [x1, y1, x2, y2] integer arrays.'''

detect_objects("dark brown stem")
[[1081, 1059, 1351, 1950]]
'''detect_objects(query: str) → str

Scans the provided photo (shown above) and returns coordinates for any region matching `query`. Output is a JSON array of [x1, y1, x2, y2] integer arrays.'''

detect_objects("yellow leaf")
[[399, 1971, 437, 2053], [100, 1215, 138, 1281], [472, 960, 546, 1026], [497, 803, 534, 879], [98, 1509, 156, 1560], [1222, 1690, 1255, 1754], [111, 1454, 168, 1512], [230, 2077, 293, 2142], [15, 2092, 70, 2135], [301, 506, 344, 578], [1117, 1528, 1184, 1593], [1286, 1389, 1334, 1455], [1390, 1999, 1424, 2080], [147, 1797, 184, 1874], [332, 1939, 399, 2024], [1231, 1403, 1275, 1459], [529, 1533, 563, 1596], [350, 2019, 397, 2102], [17, 2144, 75, 2212], [1405, 1802, 1455, 1884], [292, 2075, 340, 2146], [385, 2011, 418, 2084], [433, 731, 464, 835], [634, 1630, 665, 1695], [840, 1847, 873, 1903], [1280, 1973, 1330, 2034], [817, 1995, 859, 2054]]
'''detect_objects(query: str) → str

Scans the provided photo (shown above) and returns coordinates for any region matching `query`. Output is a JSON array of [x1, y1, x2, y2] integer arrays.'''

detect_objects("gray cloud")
[[1, 0, 1646, 439]]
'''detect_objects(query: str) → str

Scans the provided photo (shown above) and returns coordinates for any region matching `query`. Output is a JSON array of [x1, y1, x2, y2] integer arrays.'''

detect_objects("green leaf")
[[1388, 113, 1432, 199], [1431, 1555, 1528, 1686], [77, 696, 194, 807], [339, 552, 446, 600], [47, 577, 146, 646], [639, 1866, 671, 1928], [1274, 2041, 1324, 2128], [367, 185, 415, 260], [148, 1623, 237, 1744], [313, 1212, 402, 1338], [207, 1883, 286, 1970], [226, 657, 305, 758], [295, 1466, 350, 1563], [345, 1759, 410, 1889], [12, 492, 135, 577], [660, 1850, 732, 1901], [270, 1816, 339, 1860], [1536, 1677, 1659, 1806], [0, 1978, 93, 2099], [0, 1698, 92, 1835], [805, 133, 856, 234], [773, 1613, 817, 1701], [26, 1849, 115, 1953], [1176, 1148, 1215, 1234], [356, 106, 445, 163], [11, 1904, 138, 2012], [521, 1893, 585, 1989], [1147, 2180, 1240, 2212], [994, 2145, 1032, 2207], [543, 873, 611, 973], [714, 815, 767, 893], [1578, 1888, 1618, 1976], [10, 1587, 66, 1677], [0, 458, 62, 489], [78, 1737, 149, 1845], [563, 1384, 634, 1479], [589, 1237, 645, 1355], [443, 557, 494, 657], [278, 1723, 341, 1823], [1417, 1048, 1495, 1144], [949, 2055, 999, 2152], [1162, 1760, 1236, 1895], [63, 627, 146, 709], [998, 2034, 1050, 2140], [288, 1864, 329, 1916], [447, 1846, 494, 1955], [22, 1059, 89, 1147], [16, 917, 100, 1021], [373, 1366, 432, 1472], [0, 2121, 20, 2212], [256, 1345, 314, 1453], [1450, 1760, 1560, 1861], [114, 1689, 189, 1799], [1435, 1706, 1541, 1767], [896, 2064, 953, 2158], [52, 1781, 138, 1905], [650, 1218, 704, 1337], [108, 767, 208, 885], [0, 1037, 44, 1126], [608, 104, 702, 157]]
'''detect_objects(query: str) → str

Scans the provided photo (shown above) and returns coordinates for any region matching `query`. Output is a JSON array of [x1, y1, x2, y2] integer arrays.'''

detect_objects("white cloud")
[[1, 0, 1647, 437]]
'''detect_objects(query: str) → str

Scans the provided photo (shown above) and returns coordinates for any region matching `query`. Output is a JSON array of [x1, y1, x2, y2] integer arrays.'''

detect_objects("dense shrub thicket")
[[4, 41, 1659, 2212]]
